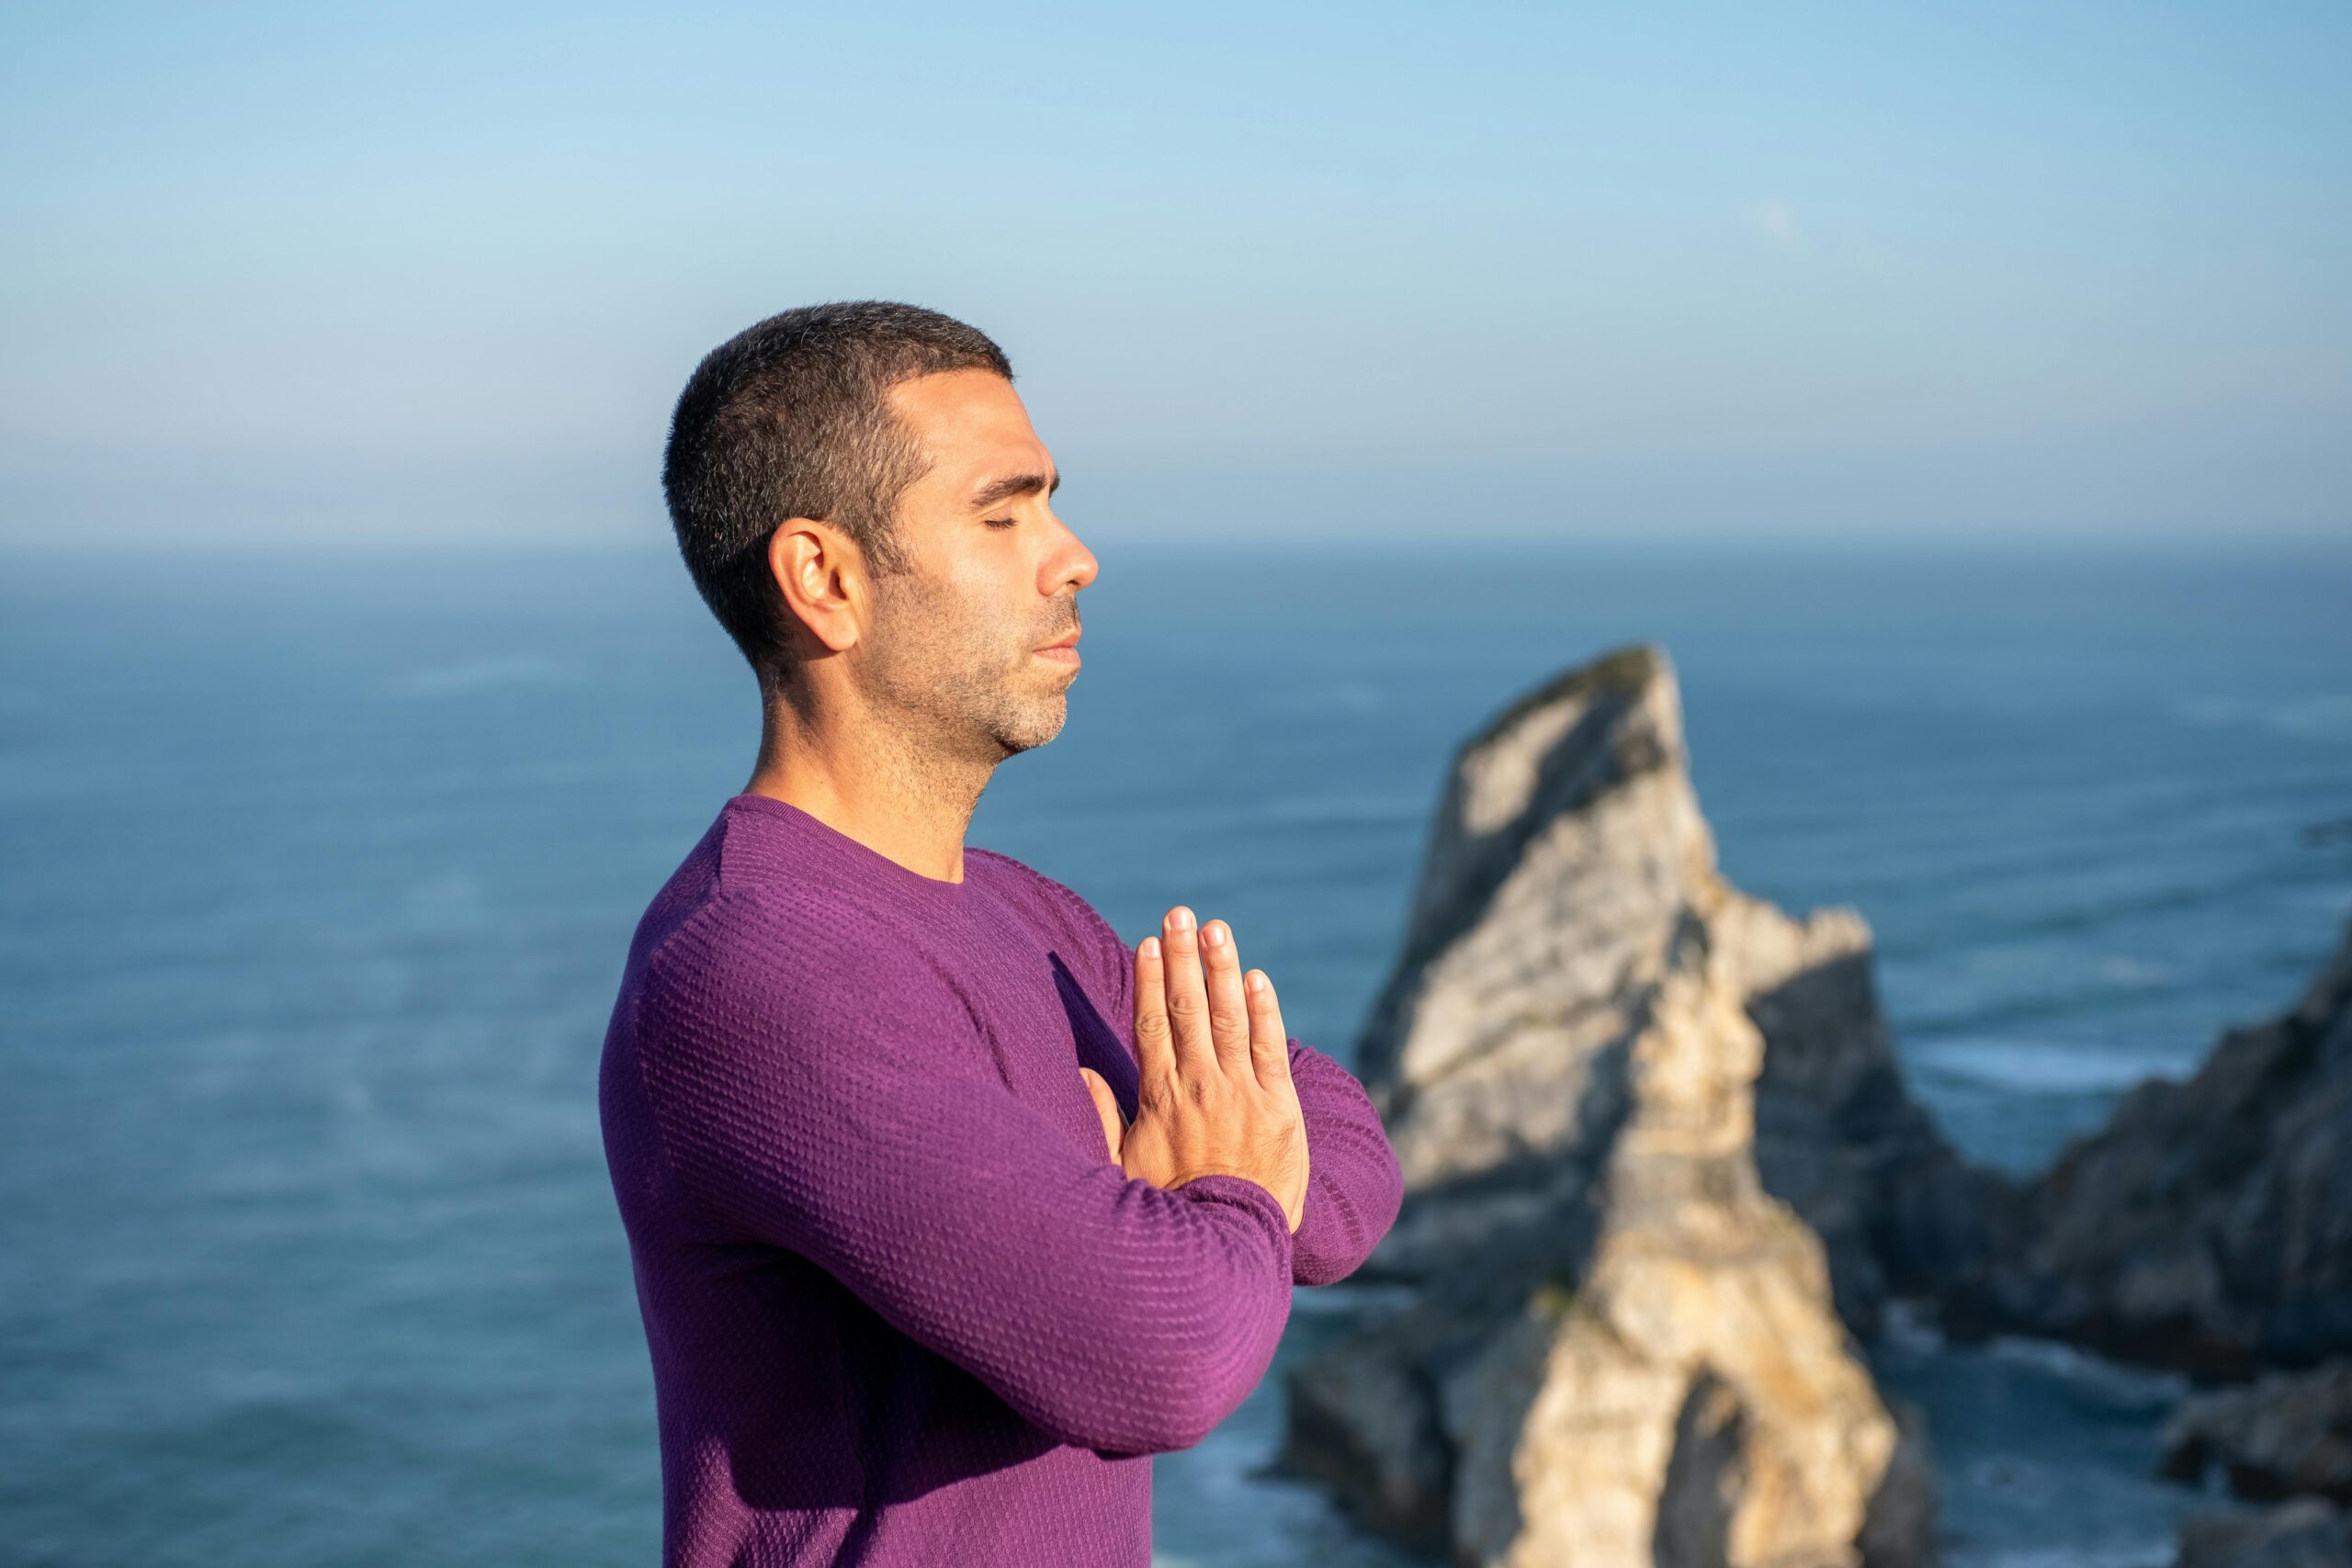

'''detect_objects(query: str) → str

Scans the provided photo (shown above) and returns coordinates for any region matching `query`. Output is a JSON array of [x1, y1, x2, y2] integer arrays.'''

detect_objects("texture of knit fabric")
[[599, 793, 1404, 1566]]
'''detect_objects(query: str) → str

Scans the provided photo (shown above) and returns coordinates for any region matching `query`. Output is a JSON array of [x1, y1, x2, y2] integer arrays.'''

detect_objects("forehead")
[[886, 369, 1049, 491]]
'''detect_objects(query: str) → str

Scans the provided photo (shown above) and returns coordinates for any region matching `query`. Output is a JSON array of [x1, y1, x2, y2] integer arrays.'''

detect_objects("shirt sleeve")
[[629, 889, 1295, 1457], [1281, 1035, 1407, 1286], [1049, 879, 1405, 1288]]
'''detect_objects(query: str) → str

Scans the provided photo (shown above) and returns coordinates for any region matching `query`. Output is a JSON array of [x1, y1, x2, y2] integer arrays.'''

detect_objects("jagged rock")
[[1731, 897, 2017, 1334], [2175, 1499, 2351, 1568], [1280, 645, 1937, 1567], [1341, 644, 1996, 1337], [2161, 1359, 2352, 1505], [1964, 919, 2352, 1377]]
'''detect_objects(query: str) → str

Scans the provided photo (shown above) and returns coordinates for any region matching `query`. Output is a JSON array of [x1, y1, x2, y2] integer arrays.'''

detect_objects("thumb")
[[1078, 1067, 1125, 1164]]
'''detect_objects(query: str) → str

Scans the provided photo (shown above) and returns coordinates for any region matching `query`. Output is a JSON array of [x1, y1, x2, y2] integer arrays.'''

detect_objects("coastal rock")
[[1734, 898, 2018, 1334], [1341, 646, 1997, 1337], [1280, 645, 1936, 1566], [2161, 1359, 2352, 1506], [2175, 1500, 2351, 1568], [1966, 919, 2352, 1377]]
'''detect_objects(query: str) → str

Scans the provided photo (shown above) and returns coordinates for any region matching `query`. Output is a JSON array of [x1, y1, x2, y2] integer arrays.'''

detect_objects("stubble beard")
[[865, 570, 1070, 781]]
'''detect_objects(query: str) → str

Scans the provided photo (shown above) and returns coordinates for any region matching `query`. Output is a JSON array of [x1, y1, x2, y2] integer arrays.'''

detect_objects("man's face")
[[854, 368, 1097, 761]]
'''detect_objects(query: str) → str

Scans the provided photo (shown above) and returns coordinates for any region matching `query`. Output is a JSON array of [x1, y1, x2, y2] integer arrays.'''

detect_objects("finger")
[[1199, 919, 1252, 1074], [1133, 935, 1174, 1089], [1244, 967, 1292, 1091], [1159, 906, 1215, 1078], [1078, 1066, 1125, 1164]]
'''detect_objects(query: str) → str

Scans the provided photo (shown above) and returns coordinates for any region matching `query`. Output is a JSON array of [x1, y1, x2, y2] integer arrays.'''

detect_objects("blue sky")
[[3, 2, 2346, 547]]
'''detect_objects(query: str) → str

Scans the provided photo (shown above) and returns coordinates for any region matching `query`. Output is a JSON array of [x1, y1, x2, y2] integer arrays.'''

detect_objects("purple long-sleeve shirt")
[[598, 793, 1404, 1566]]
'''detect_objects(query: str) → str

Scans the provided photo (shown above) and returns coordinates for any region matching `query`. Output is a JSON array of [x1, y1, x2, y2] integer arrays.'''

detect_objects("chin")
[[996, 697, 1069, 755]]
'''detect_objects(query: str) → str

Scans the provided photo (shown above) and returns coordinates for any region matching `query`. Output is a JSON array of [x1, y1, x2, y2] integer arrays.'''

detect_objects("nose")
[[1050, 513, 1099, 595]]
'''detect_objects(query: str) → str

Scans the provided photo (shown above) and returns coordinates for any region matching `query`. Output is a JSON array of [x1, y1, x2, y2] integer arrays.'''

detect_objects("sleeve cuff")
[[1168, 1172, 1295, 1277]]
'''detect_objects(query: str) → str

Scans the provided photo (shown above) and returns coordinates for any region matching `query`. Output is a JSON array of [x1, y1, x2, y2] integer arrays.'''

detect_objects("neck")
[[741, 687, 994, 885]]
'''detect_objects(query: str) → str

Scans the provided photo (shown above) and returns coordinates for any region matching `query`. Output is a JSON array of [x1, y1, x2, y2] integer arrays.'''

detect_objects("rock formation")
[[1738, 900, 2015, 1337], [1278, 645, 1937, 1567], [2161, 1359, 2352, 1506], [1961, 918, 2352, 1378], [2173, 1499, 2351, 1568]]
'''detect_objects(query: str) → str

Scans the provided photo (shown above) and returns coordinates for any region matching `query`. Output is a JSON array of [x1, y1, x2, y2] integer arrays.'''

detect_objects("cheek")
[[942, 562, 1032, 641], [911, 574, 1020, 663]]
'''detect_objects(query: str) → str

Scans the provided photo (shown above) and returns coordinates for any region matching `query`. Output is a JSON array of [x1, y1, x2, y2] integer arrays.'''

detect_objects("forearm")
[[1283, 1037, 1405, 1286], [1054, 886, 1402, 1284], [638, 931, 1297, 1454]]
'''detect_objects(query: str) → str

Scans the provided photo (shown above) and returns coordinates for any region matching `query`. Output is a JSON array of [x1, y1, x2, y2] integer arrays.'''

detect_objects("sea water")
[[2, 536, 2346, 1566]]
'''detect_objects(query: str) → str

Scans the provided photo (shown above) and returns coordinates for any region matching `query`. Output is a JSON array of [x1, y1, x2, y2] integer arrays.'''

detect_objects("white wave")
[[1908, 1035, 2196, 1095], [2272, 694, 2352, 740], [2093, 955, 2173, 989], [1954, 1544, 2175, 1568], [1981, 1333, 2190, 1406], [2177, 693, 2352, 743]]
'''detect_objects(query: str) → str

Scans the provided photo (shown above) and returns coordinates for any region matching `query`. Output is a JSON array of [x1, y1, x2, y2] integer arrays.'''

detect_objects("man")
[[599, 300, 1404, 1567]]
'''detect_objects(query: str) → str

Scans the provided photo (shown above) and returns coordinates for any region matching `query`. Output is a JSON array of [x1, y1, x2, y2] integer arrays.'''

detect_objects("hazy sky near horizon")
[[4, 2, 2346, 547]]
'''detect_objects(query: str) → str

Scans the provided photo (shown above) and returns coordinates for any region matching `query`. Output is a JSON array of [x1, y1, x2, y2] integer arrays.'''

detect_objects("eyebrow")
[[968, 468, 1061, 513]]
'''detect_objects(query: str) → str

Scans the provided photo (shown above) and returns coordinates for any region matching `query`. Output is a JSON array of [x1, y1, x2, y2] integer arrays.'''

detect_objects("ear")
[[767, 519, 868, 657]]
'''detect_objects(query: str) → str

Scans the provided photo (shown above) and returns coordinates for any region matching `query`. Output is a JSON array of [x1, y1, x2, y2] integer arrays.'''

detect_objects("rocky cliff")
[[1960, 918, 2352, 1378], [2162, 1359, 2352, 1506], [1277, 645, 1939, 1567]]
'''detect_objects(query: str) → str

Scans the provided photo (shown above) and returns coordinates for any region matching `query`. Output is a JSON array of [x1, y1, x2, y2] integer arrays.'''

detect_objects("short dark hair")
[[661, 300, 1014, 694]]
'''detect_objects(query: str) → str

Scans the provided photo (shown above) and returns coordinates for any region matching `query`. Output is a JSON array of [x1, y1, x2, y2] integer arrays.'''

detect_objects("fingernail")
[[1204, 921, 1227, 948], [1170, 907, 1194, 932], [1142, 937, 1159, 959], [1246, 971, 1264, 993]]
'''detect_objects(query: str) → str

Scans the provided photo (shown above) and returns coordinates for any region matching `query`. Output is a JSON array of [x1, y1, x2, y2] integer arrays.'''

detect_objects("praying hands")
[[1080, 905, 1311, 1233]]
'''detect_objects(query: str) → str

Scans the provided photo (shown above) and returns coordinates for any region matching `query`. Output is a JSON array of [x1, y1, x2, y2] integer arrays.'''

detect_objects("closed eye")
[[983, 517, 1018, 530]]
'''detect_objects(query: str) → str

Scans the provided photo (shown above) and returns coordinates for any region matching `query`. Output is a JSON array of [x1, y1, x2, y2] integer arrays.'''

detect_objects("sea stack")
[[1278, 644, 1936, 1567]]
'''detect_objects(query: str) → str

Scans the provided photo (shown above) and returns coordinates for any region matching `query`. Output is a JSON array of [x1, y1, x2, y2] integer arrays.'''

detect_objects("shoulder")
[[637, 884, 962, 1051]]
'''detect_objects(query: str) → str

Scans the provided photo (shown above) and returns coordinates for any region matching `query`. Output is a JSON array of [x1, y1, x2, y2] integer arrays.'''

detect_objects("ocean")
[[3, 536, 2347, 1566]]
